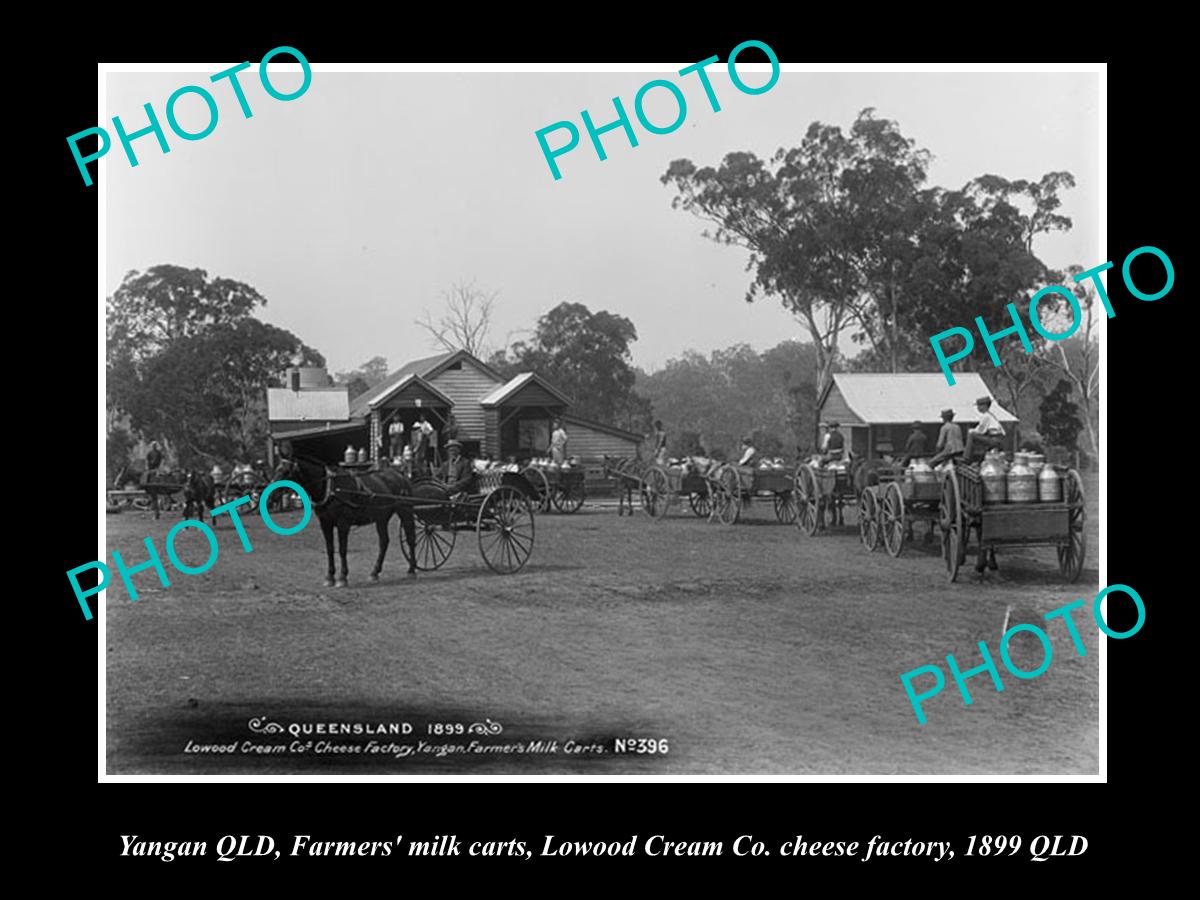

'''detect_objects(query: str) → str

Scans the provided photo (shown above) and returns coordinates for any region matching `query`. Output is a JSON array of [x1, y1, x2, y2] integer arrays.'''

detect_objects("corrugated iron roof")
[[824, 373, 1018, 424], [346, 350, 505, 419], [267, 388, 350, 422], [480, 372, 572, 407], [347, 373, 455, 419]]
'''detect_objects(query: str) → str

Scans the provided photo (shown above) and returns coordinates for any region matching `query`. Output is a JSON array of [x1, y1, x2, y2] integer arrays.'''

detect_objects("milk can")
[[909, 458, 937, 484], [1007, 456, 1037, 502], [1038, 465, 1062, 502], [357, 447, 368, 463], [1027, 452, 1046, 476], [980, 452, 1008, 504], [344, 444, 357, 464]]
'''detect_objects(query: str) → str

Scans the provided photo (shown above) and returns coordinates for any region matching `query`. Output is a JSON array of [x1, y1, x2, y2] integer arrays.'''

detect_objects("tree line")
[[106, 108, 1098, 479]]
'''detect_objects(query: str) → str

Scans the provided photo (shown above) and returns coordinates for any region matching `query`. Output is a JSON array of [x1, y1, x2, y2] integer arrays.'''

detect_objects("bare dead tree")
[[416, 281, 497, 356]]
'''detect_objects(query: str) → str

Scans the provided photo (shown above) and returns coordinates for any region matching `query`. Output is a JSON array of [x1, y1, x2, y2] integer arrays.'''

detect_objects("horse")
[[603, 455, 645, 517], [182, 470, 217, 525], [273, 455, 418, 587]]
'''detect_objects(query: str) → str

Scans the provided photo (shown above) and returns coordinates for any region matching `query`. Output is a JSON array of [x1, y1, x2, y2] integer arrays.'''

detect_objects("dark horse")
[[182, 470, 217, 525], [274, 456, 418, 587]]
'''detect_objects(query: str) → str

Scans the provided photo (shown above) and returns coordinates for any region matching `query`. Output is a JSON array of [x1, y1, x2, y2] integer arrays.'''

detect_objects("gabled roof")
[[348, 349, 505, 419], [348, 373, 455, 419], [268, 387, 350, 422], [820, 373, 1018, 424], [479, 372, 572, 407]]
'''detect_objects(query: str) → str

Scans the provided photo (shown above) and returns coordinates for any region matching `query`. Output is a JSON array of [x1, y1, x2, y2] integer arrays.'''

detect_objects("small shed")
[[480, 373, 573, 459], [818, 373, 1018, 459]]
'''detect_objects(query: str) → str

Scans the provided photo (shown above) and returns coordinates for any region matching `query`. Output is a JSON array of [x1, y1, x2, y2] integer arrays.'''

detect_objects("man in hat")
[[437, 440, 474, 497], [901, 421, 929, 466], [928, 409, 965, 467], [818, 422, 831, 455], [964, 396, 1006, 462], [737, 435, 759, 467], [820, 422, 847, 465]]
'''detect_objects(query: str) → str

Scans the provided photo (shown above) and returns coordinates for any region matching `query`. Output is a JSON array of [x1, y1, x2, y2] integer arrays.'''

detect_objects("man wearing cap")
[[928, 409, 965, 467], [438, 440, 474, 496], [964, 396, 1006, 462], [901, 421, 929, 466]]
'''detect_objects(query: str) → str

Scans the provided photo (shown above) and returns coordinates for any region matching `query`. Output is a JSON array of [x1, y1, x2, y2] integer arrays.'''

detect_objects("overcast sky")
[[105, 69, 1099, 374]]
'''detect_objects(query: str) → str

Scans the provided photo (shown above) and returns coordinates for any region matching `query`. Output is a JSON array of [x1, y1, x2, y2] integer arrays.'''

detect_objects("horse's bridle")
[[275, 455, 335, 509]]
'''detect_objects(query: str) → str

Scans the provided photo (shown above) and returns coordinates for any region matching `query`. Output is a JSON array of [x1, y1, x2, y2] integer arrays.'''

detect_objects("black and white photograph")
[[97, 61, 1103, 778]]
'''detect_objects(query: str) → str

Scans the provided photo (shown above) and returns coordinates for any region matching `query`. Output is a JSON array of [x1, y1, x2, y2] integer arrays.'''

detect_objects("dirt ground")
[[105, 472, 1101, 775]]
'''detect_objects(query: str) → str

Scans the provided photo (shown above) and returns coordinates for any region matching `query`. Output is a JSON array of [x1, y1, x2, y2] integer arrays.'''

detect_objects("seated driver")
[[437, 440, 475, 499]]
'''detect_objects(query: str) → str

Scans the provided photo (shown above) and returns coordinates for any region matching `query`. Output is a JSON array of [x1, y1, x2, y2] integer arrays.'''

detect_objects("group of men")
[[386, 412, 455, 469], [901, 396, 1006, 467]]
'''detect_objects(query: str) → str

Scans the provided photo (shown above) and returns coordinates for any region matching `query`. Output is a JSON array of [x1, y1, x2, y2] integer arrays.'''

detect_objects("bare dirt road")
[[104, 474, 1100, 775]]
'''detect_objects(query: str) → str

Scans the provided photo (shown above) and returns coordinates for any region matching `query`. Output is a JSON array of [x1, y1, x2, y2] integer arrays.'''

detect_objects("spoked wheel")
[[641, 465, 671, 521], [794, 464, 820, 536], [712, 465, 742, 526], [688, 491, 711, 518], [939, 469, 964, 582], [858, 487, 880, 552], [1058, 468, 1087, 582], [477, 485, 535, 574], [774, 490, 798, 524], [881, 481, 906, 558], [552, 478, 586, 514], [520, 467, 552, 514], [400, 517, 456, 570]]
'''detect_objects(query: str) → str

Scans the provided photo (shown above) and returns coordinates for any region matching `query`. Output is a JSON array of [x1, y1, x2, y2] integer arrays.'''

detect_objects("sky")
[[104, 68, 1100, 375]]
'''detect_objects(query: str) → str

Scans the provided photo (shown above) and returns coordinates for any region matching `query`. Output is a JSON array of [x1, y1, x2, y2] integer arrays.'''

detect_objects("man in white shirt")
[[388, 417, 405, 459], [550, 419, 569, 464], [964, 396, 1006, 461], [738, 436, 758, 467]]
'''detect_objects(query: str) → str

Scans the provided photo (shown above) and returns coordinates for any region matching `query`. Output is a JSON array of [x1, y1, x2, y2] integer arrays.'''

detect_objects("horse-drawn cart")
[[521, 463, 586, 514], [399, 470, 538, 574], [639, 462, 718, 521], [793, 461, 857, 536], [106, 477, 184, 517], [707, 464, 797, 526], [939, 462, 1086, 582], [857, 465, 944, 557]]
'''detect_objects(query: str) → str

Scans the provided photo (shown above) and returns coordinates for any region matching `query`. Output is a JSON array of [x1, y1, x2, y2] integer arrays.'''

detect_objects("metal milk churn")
[[909, 458, 936, 484], [357, 447, 368, 463], [344, 444, 357, 464], [980, 451, 1008, 504], [1027, 452, 1046, 476], [1038, 464, 1062, 502], [1007, 455, 1037, 503]]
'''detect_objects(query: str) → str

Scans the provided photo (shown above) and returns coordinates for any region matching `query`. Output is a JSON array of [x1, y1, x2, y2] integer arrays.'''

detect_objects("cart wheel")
[[858, 487, 880, 551], [712, 465, 742, 526], [688, 491, 711, 518], [477, 485, 535, 574], [774, 490, 798, 525], [939, 468, 963, 582], [520, 466, 552, 514], [794, 464, 820, 536], [1058, 468, 1087, 582], [641, 465, 671, 521], [400, 516, 456, 571], [552, 479, 586, 514], [882, 481, 906, 558]]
